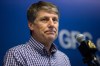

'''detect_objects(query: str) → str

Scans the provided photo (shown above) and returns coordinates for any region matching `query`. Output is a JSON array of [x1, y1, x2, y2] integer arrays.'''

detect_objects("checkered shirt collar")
[[28, 36, 57, 55]]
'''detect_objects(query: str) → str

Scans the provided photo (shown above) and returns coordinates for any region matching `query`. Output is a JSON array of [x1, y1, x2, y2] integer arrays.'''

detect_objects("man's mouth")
[[44, 30, 56, 34]]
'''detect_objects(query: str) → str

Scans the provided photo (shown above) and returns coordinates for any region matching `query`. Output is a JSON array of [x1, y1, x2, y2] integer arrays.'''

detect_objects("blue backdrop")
[[0, 0, 100, 66]]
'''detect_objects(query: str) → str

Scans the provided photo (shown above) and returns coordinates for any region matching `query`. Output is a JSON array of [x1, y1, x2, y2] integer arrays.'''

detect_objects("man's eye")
[[40, 18, 46, 21], [53, 18, 58, 22], [40, 17, 49, 22]]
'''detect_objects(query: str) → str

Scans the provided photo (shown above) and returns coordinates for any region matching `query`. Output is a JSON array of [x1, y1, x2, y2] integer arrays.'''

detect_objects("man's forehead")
[[36, 10, 58, 17]]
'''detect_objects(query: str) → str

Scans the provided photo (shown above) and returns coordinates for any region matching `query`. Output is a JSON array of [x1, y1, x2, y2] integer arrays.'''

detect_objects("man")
[[3, 1, 71, 66]]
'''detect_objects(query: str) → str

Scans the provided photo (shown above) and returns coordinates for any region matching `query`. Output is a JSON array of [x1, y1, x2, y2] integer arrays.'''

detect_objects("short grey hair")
[[27, 1, 59, 22]]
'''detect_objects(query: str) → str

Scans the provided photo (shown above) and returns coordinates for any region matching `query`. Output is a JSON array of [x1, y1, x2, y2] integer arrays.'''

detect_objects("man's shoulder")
[[57, 50, 66, 55], [7, 43, 28, 53], [56, 50, 69, 58]]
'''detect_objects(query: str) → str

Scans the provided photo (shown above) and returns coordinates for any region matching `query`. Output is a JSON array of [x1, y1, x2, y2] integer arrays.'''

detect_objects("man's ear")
[[28, 22, 34, 30]]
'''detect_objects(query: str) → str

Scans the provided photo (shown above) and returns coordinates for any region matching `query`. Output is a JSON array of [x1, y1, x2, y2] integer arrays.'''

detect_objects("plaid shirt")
[[3, 36, 71, 66]]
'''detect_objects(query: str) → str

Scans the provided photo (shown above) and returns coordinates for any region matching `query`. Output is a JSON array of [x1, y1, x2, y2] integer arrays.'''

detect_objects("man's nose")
[[47, 19, 55, 29], [48, 19, 54, 26]]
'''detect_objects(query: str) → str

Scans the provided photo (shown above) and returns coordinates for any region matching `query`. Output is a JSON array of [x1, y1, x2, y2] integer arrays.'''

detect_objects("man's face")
[[29, 10, 59, 43]]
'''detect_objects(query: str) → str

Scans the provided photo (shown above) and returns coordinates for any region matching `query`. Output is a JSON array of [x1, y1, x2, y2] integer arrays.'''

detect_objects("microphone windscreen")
[[76, 34, 85, 43]]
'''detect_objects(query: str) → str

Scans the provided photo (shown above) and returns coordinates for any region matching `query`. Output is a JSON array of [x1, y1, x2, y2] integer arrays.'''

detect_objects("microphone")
[[76, 34, 97, 58], [76, 34, 100, 66]]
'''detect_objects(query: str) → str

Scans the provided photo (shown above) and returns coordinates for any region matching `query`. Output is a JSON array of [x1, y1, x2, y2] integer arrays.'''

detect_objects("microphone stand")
[[78, 40, 100, 66], [76, 34, 100, 66], [82, 53, 100, 66]]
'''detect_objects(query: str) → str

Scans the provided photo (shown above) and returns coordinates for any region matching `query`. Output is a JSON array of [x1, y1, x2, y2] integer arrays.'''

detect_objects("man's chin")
[[47, 36, 56, 41]]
